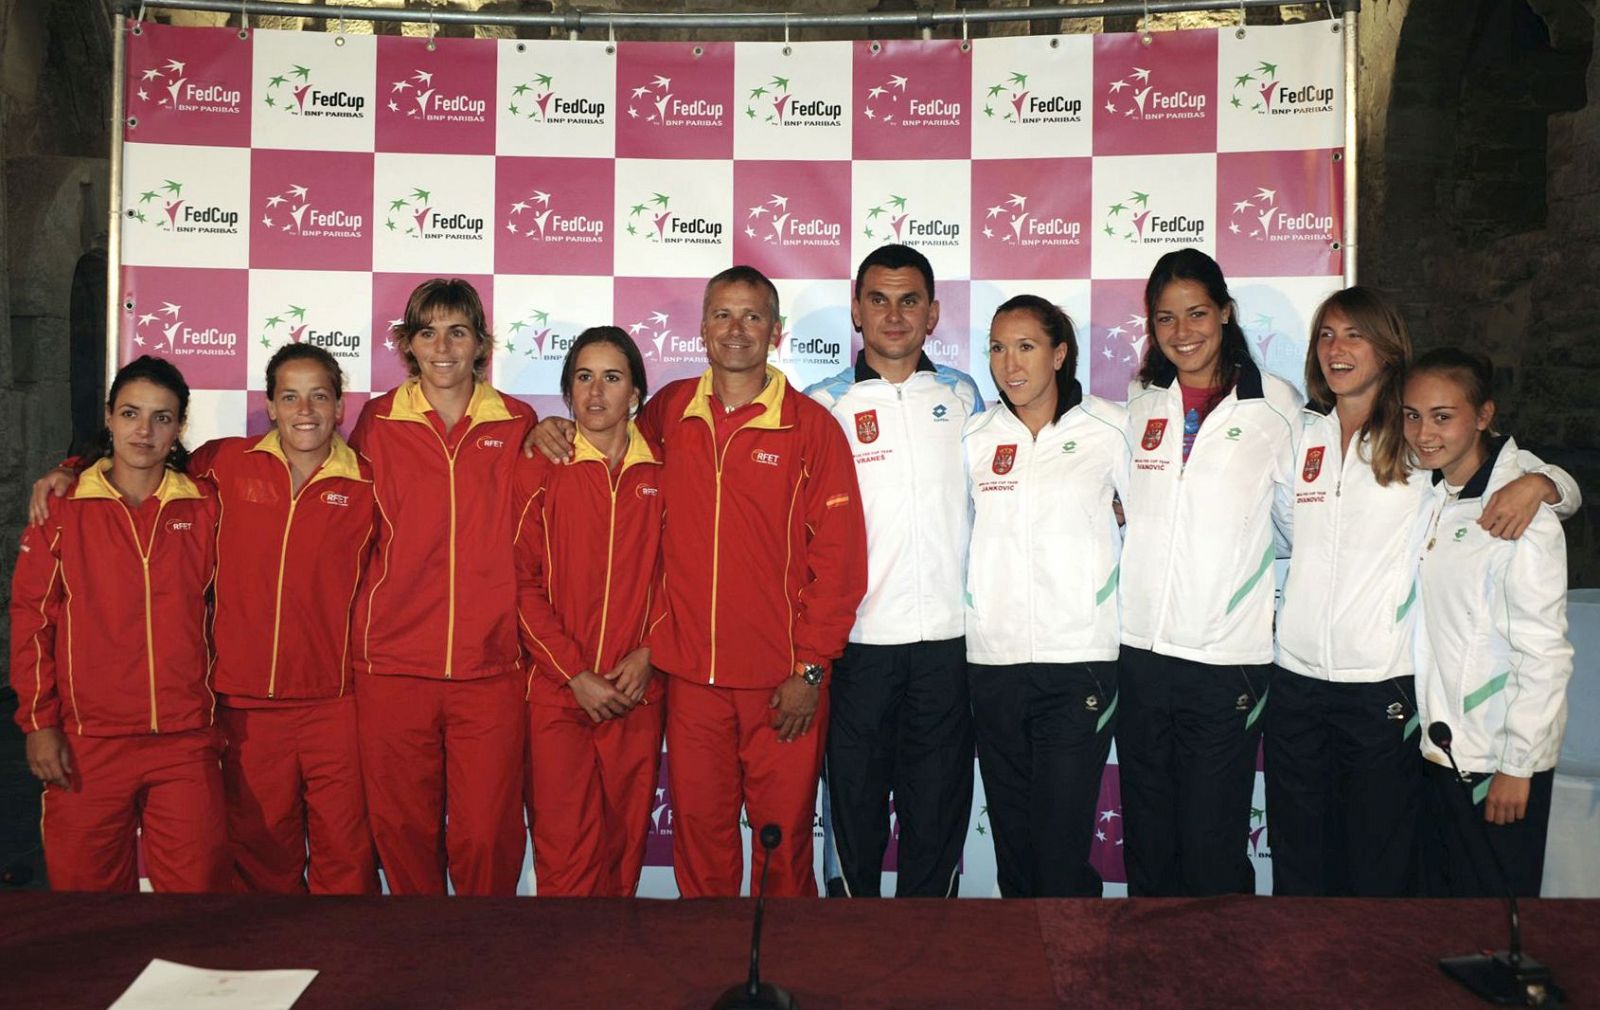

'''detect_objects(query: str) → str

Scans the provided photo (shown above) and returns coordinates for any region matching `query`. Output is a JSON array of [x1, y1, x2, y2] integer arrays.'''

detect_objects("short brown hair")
[[390, 278, 494, 381]]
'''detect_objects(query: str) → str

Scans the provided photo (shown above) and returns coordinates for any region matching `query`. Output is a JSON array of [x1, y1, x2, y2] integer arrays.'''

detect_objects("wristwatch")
[[795, 662, 824, 687]]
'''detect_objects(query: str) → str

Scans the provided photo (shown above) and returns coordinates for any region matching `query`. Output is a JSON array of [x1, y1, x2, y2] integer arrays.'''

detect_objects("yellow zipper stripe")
[[594, 468, 620, 672], [266, 497, 299, 698]]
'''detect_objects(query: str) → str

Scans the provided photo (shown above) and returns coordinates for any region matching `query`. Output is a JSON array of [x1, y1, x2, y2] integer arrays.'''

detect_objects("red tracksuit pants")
[[41, 728, 230, 893], [356, 671, 527, 896], [665, 677, 829, 898], [219, 695, 378, 895], [527, 700, 665, 897]]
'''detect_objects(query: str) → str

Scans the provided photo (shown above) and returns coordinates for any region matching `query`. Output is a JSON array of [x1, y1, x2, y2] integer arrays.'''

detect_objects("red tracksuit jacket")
[[512, 424, 666, 707], [349, 380, 535, 681], [10, 461, 218, 737], [190, 432, 376, 700], [639, 366, 867, 689]]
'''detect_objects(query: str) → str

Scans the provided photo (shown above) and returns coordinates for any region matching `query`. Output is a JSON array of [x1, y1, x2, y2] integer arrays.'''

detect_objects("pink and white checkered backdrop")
[[119, 19, 1343, 896]]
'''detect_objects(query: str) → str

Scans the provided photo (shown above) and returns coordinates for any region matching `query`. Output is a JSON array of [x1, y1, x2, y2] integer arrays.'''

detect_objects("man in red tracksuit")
[[350, 278, 535, 896], [639, 266, 868, 897]]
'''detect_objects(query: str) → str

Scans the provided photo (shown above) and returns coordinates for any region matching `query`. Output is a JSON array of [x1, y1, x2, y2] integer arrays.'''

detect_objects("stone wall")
[[1359, 0, 1598, 584]]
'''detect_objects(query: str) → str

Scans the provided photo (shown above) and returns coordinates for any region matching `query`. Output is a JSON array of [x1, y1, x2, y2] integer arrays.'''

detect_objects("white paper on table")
[[108, 958, 318, 1010]]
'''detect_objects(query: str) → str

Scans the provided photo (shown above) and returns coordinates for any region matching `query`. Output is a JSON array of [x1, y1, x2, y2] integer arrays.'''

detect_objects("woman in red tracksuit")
[[350, 278, 535, 896], [514, 327, 665, 897], [192, 344, 378, 895], [10, 355, 229, 892]]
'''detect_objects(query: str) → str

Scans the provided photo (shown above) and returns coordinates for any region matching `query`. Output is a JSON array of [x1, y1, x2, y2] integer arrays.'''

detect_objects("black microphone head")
[[1428, 721, 1453, 750], [759, 824, 782, 851]]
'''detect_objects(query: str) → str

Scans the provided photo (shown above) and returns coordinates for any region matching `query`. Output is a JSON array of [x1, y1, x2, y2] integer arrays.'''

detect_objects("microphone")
[[1429, 722, 1564, 1007], [712, 824, 796, 1010]]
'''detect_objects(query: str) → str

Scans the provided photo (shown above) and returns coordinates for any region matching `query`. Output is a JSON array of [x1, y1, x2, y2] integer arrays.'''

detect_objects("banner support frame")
[[107, 12, 128, 397], [1341, 1, 1359, 286], [121, 0, 1338, 32]]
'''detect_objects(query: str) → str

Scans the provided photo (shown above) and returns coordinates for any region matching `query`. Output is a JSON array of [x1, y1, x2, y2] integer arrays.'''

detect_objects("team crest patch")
[[1141, 418, 1168, 451], [854, 409, 880, 444], [1302, 446, 1325, 483], [992, 444, 1017, 475]]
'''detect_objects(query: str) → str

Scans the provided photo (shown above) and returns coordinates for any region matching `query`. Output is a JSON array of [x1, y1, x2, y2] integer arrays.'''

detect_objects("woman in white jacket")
[[1115, 249, 1301, 897], [1405, 349, 1573, 897], [1269, 289, 1577, 897], [962, 295, 1128, 897]]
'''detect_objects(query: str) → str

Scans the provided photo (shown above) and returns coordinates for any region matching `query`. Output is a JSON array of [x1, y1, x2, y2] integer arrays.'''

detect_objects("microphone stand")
[[1429, 722, 1564, 1007], [712, 825, 796, 1010]]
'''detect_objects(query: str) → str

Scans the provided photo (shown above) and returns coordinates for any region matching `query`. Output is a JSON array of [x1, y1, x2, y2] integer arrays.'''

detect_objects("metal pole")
[[1342, 2, 1358, 286], [126, 0, 1318, 31], [107, 12, 127, 388]]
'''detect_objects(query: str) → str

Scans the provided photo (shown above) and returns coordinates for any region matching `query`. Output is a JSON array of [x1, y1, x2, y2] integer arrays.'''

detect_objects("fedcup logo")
[[623, 191, 723, 245], [773, 314, 842, 369], [256, 302, 308, 348], [129, 299, 238, 358], [257, 303, 362, 360], [981, 70, 1084, 125], [1102, 63, 1207, 123], [133, 57, 242, 116], [1226, 184, 1333, 243], [387, 65, 487, 125], [1100, 188, 1205, 246], [980, 191, 1082, 248], [742, 193, 842, 248], [262, 63, 365, 119], [260, 182, 363, 239], [1097, 312, 1149, 373], [127, 177, 240, 236], [1087, 281, 1150, 400], [502, 308, 576, 363], [505, 187, 605, 246], [384, 185, 484, 242], [508, 71, 608, 125], [628, 309, 705, 368], [627, 73, 725, 128], [745, 74, 842, 127], [862, 72, 961, 127], [861, 192, 961, 247], [1228, 58, 1334, 116]]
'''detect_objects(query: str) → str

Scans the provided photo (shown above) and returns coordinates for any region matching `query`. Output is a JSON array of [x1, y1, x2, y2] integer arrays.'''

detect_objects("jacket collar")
[[853, 350, 937, 384], [570, 421, 662, 471], [680, 365, 788, 429], [383, 379, 515, 426], [1152, 355, 1265, 402], [71, 458, 204, 504], [247, 429, 367, 482], [1433, 435, 1511, 501]]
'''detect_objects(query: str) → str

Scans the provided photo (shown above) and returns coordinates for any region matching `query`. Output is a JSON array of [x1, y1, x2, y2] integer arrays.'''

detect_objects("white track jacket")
[[1415, 437, 1573, 777], [1278, 406, 1582, 684], [962, 390, 1130, 666], [1120, 360, 1302, 666], [807, 353, 984, 646]]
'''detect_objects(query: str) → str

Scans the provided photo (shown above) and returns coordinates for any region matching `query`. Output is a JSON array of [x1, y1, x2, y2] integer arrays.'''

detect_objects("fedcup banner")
[[120, 20, 1344, 897]]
